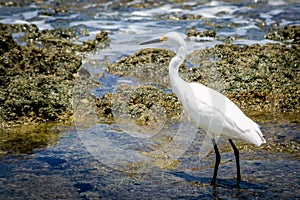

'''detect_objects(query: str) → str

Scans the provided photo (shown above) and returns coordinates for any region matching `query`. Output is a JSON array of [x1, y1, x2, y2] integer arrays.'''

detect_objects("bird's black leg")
[[229, 139, 241, 186], [210, 138, 220, 186]]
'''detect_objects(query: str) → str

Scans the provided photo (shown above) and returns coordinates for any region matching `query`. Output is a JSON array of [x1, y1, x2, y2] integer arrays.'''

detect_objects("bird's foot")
[[228, 179, 241, 189], [234, 180, 241, 189], [210, 179, 217, 186], [231, 183, 241, 189]]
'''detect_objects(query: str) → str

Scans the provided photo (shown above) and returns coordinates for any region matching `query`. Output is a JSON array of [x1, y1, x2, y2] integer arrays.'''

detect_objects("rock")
[[0, 23, 110, 126], [265, 25, 300, 43]]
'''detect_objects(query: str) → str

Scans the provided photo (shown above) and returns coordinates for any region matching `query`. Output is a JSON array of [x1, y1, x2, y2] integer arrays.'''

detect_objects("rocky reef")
[[0, 23, 109, 126]]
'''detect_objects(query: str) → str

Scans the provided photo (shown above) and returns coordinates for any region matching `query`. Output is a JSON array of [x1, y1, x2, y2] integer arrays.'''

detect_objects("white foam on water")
[[22, 10, 40, 20], [193, 5, 239, 18], [260, 9, 284, 25], [32, 20, 53, 30], [233, 39, 281, 46], [268, 0, 287, 6]]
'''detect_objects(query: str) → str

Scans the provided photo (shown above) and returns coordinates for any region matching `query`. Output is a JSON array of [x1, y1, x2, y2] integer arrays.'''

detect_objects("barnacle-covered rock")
[[0, 23, 109, 126]]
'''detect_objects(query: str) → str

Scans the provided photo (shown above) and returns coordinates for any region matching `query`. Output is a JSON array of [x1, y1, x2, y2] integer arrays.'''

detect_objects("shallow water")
[[0, 0, 300, 199]]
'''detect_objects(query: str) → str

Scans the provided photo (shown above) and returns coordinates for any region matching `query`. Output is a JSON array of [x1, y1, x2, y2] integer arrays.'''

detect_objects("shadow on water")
[[167, 171, 268, 190], [36, 156, 68, 169]]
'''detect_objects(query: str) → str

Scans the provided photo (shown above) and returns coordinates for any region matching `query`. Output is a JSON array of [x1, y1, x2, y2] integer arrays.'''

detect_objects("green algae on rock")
[[0, 24, 110, 126], [0, 123, 60, 154], [187, 29, 216, 38], [188, 43, 300, 114], [106, 48, 179, 87], [265, 25, 300, 43], [95, 84, 182, 125]]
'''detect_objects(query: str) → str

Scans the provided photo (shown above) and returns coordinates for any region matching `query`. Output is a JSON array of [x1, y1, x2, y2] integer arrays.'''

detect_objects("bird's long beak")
[[139, 36, 167, 45]]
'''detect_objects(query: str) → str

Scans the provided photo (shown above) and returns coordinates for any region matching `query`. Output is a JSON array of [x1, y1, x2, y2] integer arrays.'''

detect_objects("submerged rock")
[[0, 123, 60, 154]]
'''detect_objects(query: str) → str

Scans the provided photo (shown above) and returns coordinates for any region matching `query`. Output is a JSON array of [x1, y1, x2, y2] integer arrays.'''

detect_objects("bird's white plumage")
[[187, 82, 265, 146], [160, 31, 266, 147], [140, 31, 266, 185]]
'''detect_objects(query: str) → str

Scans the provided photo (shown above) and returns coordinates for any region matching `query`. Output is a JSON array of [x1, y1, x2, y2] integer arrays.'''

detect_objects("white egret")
[[140, 32, 266, 186]]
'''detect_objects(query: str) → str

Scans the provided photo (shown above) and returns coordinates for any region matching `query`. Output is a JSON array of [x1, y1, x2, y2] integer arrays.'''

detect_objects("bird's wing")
[[188, 83, 265, 146]]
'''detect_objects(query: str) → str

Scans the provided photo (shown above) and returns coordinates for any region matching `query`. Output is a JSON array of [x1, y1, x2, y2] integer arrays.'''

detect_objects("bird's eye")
[[160, 36, 168, 41]]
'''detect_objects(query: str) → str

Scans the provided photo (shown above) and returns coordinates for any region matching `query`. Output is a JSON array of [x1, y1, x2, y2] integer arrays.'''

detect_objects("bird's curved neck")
[[169, 46, 185, 83], [169, 46, 187, 100]]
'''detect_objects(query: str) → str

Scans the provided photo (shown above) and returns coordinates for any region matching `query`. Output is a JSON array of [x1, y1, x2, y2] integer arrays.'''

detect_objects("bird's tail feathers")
[[242, 124, 266, 146]]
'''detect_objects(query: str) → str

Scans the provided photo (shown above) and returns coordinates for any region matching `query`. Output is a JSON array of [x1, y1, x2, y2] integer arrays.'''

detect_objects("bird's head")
[[140, 32, 187, 55]]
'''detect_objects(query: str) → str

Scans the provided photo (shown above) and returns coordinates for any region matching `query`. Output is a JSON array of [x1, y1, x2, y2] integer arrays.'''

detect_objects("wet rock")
[[107, 48, 174, 75], [95, 84, 182, 124], [156, 13, 202, 20], [0, 31, 18, 55], [0, 43, 81, 125], [41, 28, 77, 40], [0, 0, 34, 7], [265, 25, 300, 43], [109, 0, 164, 9], [0, 23, 109, 126], [187, 29, 216, 38], [0, 23, 40, 37], [106, 48, 181, 87], [188, 43, 300, 114], [81, 31, 110, 52]]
